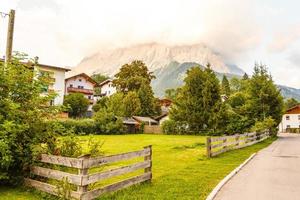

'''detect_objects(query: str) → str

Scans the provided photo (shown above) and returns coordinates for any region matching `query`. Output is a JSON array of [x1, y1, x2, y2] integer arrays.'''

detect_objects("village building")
[[36, 63, 71, 105], [279, 105, 300, 133], [99, 79, 117, 97], [0, 59, 70, 106], [65, 73, 98, 112]]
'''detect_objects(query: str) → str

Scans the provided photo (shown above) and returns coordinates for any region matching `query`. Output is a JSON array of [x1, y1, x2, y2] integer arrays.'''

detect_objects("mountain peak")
[[72, 43, 245, 76]]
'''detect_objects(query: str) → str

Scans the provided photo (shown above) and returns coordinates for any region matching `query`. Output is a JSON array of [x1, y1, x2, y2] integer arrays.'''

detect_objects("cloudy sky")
[[0, 0, 299, 88]]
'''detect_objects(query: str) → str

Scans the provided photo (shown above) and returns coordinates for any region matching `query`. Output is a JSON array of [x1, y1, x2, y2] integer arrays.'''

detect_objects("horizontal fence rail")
[[207, 131, 270, 158], [25, 145, 152, 200]]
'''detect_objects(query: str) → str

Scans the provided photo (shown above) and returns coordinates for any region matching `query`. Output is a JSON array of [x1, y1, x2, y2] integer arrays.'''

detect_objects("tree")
[[63, 93, 89, 118], [105, 93, 125, 116], [113, 60, 160, 116], [242, 73, 249, 80], [221, 75, 231, 96], [93, 109, 124, 134], [138, 82, 161, 116], [245, 64, 284, 125], [92, 96, 108, 112], [91, 73, 109, 95], [123, 91, 141, 117], [165, 88, 178, 100], [284, 98, 299, 109], [113, 60, 155, 92], [91, 73, 109, 84], [0, 55, 57, 185], [170, 64, 222, 133]]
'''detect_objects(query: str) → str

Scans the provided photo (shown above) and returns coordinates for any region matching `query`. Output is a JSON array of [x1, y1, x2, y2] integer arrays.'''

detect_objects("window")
[[79, 79, 82, 82], [78, 86, 84, 89], [287, 125, 290, 128], [298, 115, 300, 120], [88, 96, 91, 99], [69, 84, 73, 88], [286, 116, 290, 120]]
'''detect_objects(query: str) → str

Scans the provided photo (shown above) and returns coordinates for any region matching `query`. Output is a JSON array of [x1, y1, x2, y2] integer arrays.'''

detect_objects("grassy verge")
[[0, 134, 276, 200]]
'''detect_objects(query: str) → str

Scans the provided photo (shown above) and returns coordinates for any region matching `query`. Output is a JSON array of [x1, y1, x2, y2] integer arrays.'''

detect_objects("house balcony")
[[67, 87, 94, 95]]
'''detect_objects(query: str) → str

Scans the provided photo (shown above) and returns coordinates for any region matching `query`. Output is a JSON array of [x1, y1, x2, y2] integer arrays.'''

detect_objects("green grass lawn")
[[0, 134, 276, 200]]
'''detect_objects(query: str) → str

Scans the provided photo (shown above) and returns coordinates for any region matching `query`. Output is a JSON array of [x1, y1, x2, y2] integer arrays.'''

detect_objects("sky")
[[0, 0, 299, 88]]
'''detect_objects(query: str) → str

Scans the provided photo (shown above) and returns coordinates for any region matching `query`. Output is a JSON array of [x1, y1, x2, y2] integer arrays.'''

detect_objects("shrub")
[[161, 120, 178, 134], [53, 119, 97, 135], [93, 109, 124, 134]]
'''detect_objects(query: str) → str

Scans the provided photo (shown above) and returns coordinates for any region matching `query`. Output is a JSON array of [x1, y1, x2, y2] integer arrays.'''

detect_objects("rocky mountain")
[[73, 43, 245, 76], [277, 85, 300, 101], [73, 42, 300, 100]]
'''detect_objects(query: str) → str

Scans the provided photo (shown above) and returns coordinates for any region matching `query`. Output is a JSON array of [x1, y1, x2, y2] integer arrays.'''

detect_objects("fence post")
[[144, 145, 152, 181], [206, 137, 212, 158], [77, 154, 90, 194], [235, 135, 240, 147]]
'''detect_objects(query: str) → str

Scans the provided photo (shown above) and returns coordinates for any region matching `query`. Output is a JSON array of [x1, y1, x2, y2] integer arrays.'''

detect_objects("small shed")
[[121, 117, 139, 133]]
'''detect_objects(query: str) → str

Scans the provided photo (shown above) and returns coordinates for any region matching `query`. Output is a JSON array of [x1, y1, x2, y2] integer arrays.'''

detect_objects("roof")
[[286, 105, 300, 114], [37, 63, 71, 72], [121, 117, 139, 125], [0, 58, 71, 72], [154, 113, 168, 121], [65, 73, 98, 85], [133, 116, 158, 124], [99, 79, 113, 87]]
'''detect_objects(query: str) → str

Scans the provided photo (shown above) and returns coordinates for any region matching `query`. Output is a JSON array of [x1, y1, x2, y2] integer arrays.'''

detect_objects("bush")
[[161, 120, 177, 134], [51, 119, 97, 135], [93, 109, 124, 134]]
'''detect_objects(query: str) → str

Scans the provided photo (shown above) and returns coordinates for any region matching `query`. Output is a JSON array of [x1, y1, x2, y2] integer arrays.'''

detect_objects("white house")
[[279, 105, 300, 132], [35, 63, 70, 105], [65, 73, 98, 111], [99, 79, 117, 97]]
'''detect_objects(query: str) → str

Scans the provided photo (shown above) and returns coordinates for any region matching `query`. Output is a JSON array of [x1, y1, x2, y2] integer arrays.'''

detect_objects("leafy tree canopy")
[[63, 93, 90, 118]]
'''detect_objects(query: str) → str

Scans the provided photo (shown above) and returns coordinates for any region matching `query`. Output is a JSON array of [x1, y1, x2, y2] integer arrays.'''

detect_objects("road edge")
[[205, 153, 257, 200]]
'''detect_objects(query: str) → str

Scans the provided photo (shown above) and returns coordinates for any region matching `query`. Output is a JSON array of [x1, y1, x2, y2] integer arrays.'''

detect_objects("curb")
[[205, 153, 257, 200]]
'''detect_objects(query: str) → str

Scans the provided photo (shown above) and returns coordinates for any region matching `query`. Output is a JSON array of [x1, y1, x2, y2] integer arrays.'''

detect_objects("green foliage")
[[63, 93, 89, 118], [246, 64, 284, 124], [221, 75, 231, 96], [112, 60, 160, 117], [92, 96, 108, 112], [161, 120, 177, 134], [113, 60, 155, 92], [91, 73, 109, 84], [0, 55, 58, 185], [284, 98, 299, 110], [170, 64, 222, 133], [123, 91, 141, 117], [251, 117, 276, 133], [164, 88, 178, 100], [137, 83, 161, 116], [49, 119, 97, 135], [93, 109, 124, 134], [57, 135, 83, 157]]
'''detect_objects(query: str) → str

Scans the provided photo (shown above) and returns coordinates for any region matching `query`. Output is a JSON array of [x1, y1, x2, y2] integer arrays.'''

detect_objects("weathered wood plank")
[[211, 148, 228, 157], [211, 137, 227, 143], [82, 161, 151, 185], [30, 166, 81, 186], [24, 178, 81, 199], [211, 142, 225, 149], [40, 154, 82, 168], [81, 172, 151, 200], [83, 148, 150, 168]]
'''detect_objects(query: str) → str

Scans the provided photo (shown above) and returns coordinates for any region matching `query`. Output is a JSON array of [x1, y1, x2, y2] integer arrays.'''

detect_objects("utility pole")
[[5, 9, 15, 63]]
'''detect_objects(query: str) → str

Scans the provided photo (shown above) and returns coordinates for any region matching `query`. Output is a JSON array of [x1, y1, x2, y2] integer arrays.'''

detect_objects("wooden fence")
[[25, 146, 152, 200], [206, 131, 270, 157], [144, 125, 162, 134]]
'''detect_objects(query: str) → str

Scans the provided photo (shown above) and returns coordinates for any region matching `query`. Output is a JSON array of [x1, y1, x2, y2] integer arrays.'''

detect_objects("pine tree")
[[242, 73, 249, 80], [221, 75, 231, 96], [170, 65, 222, 133]]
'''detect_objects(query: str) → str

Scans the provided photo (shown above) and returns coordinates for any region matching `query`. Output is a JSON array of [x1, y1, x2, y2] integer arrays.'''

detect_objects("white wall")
[[37, 66, 67, 105], [65, 76, 94, 92], [279, 114, 300, 132], [101, 80, 116, 96]]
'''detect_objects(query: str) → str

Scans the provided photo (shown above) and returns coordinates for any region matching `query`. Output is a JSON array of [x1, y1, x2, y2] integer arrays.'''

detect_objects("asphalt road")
[[214, 133, 300, 200]]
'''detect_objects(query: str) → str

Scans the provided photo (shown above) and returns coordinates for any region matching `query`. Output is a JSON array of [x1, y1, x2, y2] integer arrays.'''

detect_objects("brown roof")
[[286, 105, 300, 114], [65, 73, 98, 85], [99, 79, 113, 87]]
